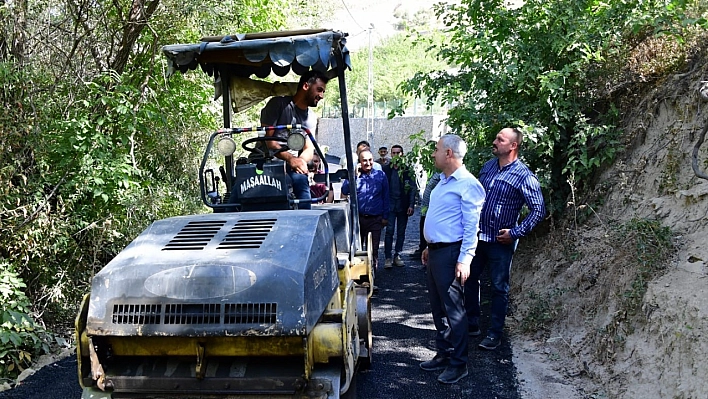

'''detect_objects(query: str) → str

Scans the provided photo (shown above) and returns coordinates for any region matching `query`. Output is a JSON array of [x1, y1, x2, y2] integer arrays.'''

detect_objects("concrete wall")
[[315, 115, 449, 161]]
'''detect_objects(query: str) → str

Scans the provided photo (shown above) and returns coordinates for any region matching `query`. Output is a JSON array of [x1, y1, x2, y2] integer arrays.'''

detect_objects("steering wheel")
[[242, 136, 290, 160]]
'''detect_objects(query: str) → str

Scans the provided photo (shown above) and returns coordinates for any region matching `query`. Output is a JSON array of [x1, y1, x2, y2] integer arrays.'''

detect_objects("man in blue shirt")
[[466, 127, 546, 350], [420, 135, 485, 384], [356, 141, 383, 171], [339, 141, 383, 171], [342, 150, 389, 270]]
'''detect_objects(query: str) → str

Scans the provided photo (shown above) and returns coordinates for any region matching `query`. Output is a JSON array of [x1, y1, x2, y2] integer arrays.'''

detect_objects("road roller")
[[76, 29, 373, 398]]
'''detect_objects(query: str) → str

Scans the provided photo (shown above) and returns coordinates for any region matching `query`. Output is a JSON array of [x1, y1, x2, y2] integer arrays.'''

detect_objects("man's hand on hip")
[[496, 229, 513, 245]]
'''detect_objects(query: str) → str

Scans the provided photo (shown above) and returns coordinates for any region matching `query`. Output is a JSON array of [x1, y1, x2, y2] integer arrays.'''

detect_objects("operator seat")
[[228, 160, 290, 211]]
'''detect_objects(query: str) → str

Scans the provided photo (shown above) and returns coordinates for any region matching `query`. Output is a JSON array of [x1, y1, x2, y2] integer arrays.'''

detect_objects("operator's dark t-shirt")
[[260, 96, 316, 137], [259, 96, 316, 158]]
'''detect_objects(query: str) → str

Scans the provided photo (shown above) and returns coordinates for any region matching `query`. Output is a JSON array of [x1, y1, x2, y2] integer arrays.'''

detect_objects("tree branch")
[[111, 0, 160, 74], [692, 120, 708, 180], [693, 83, 708, 181], [17, 170, 70, 230]]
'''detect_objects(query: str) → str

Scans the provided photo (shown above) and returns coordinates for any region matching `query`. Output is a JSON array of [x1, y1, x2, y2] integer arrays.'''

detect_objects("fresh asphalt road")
[[0, 212, 520, 399], [356, 212, 519, 399]]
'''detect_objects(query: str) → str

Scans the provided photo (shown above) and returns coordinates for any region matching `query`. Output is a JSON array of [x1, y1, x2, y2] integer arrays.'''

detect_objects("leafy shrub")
[[0, 261, 50, 380], [520, 288, 567, 333], [399, 0, 708, 216]]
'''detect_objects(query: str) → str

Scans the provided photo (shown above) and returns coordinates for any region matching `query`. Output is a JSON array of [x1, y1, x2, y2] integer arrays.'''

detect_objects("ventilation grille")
[[164, 303, 221, 324], [111, 303, 278, 326], [112, 304, 162, 325], [163, 220, 226, 251], [217, 218, 276, 250], [224, 303, 277, 324]]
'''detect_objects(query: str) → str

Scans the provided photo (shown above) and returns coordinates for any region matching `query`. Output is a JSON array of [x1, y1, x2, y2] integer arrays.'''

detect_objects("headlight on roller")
[[217, 136, 237, 156], [287, 130, 306, 152]]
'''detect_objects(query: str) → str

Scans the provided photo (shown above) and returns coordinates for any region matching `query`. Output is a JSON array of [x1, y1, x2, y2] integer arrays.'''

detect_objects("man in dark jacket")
[[382, 145, 417, 268]]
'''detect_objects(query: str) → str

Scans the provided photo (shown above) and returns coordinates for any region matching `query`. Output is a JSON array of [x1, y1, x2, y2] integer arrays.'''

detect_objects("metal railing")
[[320, 98, 448, 119]]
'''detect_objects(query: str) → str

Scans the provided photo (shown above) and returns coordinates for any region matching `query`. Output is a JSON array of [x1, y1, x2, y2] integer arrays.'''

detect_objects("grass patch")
[[520, 287, 567, 333], [596, 218, 675, 362]]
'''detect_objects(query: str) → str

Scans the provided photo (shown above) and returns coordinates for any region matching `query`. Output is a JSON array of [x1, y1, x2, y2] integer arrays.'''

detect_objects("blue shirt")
[[424, 166, 485, 267], [477, 158, 545, 242], [341, 169, 390, 217]]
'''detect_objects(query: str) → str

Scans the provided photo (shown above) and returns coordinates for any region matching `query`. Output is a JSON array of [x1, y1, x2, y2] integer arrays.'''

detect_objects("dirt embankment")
[[510, 40, 708, 399]]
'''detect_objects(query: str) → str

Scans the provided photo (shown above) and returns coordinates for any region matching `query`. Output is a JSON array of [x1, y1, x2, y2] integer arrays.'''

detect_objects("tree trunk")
[[1, 0, 28, 63], [550, 126, 572, 219], [110, 0, 160, 74]]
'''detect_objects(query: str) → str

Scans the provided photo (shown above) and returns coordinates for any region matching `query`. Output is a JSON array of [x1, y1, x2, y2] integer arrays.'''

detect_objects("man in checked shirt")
[[465, 127, 546, 350]]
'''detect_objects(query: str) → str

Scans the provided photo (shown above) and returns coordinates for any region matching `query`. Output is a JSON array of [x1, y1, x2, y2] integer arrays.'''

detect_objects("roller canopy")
[[162, 29, 350, 112], [162, 29, 350, 78]]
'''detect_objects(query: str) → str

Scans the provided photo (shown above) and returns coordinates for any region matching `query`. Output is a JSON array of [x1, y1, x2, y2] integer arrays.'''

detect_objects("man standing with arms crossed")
[[466, 127, 546, 350], [420, 135, 485, 384]]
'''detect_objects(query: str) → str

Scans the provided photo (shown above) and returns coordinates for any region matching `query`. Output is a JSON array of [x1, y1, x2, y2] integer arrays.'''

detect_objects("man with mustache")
[[382, 145, 416, 269], [261, 70, 329, 209], [342, 150, 389, 270], [465, 127, 546, 350]]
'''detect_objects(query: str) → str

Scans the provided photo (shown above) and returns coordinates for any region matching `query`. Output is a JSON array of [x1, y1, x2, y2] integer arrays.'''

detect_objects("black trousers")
[[359, 215, 383, 269], [426, 242, 468, 367]]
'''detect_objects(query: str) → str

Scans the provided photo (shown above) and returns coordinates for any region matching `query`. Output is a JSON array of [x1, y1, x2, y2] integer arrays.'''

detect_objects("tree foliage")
[[401, 0, 707, 215], [324, 31, 449, 111], [0, 0, 326, 379], [0, 261, 50, 380]]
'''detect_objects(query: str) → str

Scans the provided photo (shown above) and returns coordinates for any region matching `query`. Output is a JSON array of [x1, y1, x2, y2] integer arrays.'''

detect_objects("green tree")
[[0, 0, 323, 377], [401, 0, 706, 215], [324, 31, 449, 113]]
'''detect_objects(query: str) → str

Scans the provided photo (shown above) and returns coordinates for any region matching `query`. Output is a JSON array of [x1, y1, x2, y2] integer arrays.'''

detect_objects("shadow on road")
[[0, 214, 520, 399], [356, 212, 520, 399]]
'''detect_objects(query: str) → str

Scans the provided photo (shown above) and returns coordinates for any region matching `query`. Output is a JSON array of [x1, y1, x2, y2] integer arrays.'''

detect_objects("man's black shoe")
[[479, 335, 501, 350], [437, 365, 468, 384], [468, 325, 481, 336], [419, 354, 449, 371]]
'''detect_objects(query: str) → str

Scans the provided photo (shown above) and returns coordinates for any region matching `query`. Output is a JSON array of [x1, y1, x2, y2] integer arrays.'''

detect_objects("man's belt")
[[428, 241, 462, 251], [360, 214, 381, 218]]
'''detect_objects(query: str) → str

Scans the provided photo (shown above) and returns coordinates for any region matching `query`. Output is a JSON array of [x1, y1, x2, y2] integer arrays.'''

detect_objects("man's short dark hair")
[[391, 144, 403, 152], [299, 70, 330, 88], [357, 140, 371, 149], [511, 127, 523, 147], [379, 146, 387, 151]]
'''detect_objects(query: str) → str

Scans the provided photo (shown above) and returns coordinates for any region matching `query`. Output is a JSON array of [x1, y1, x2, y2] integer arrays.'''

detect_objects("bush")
[[0, 261, 50, 380]]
